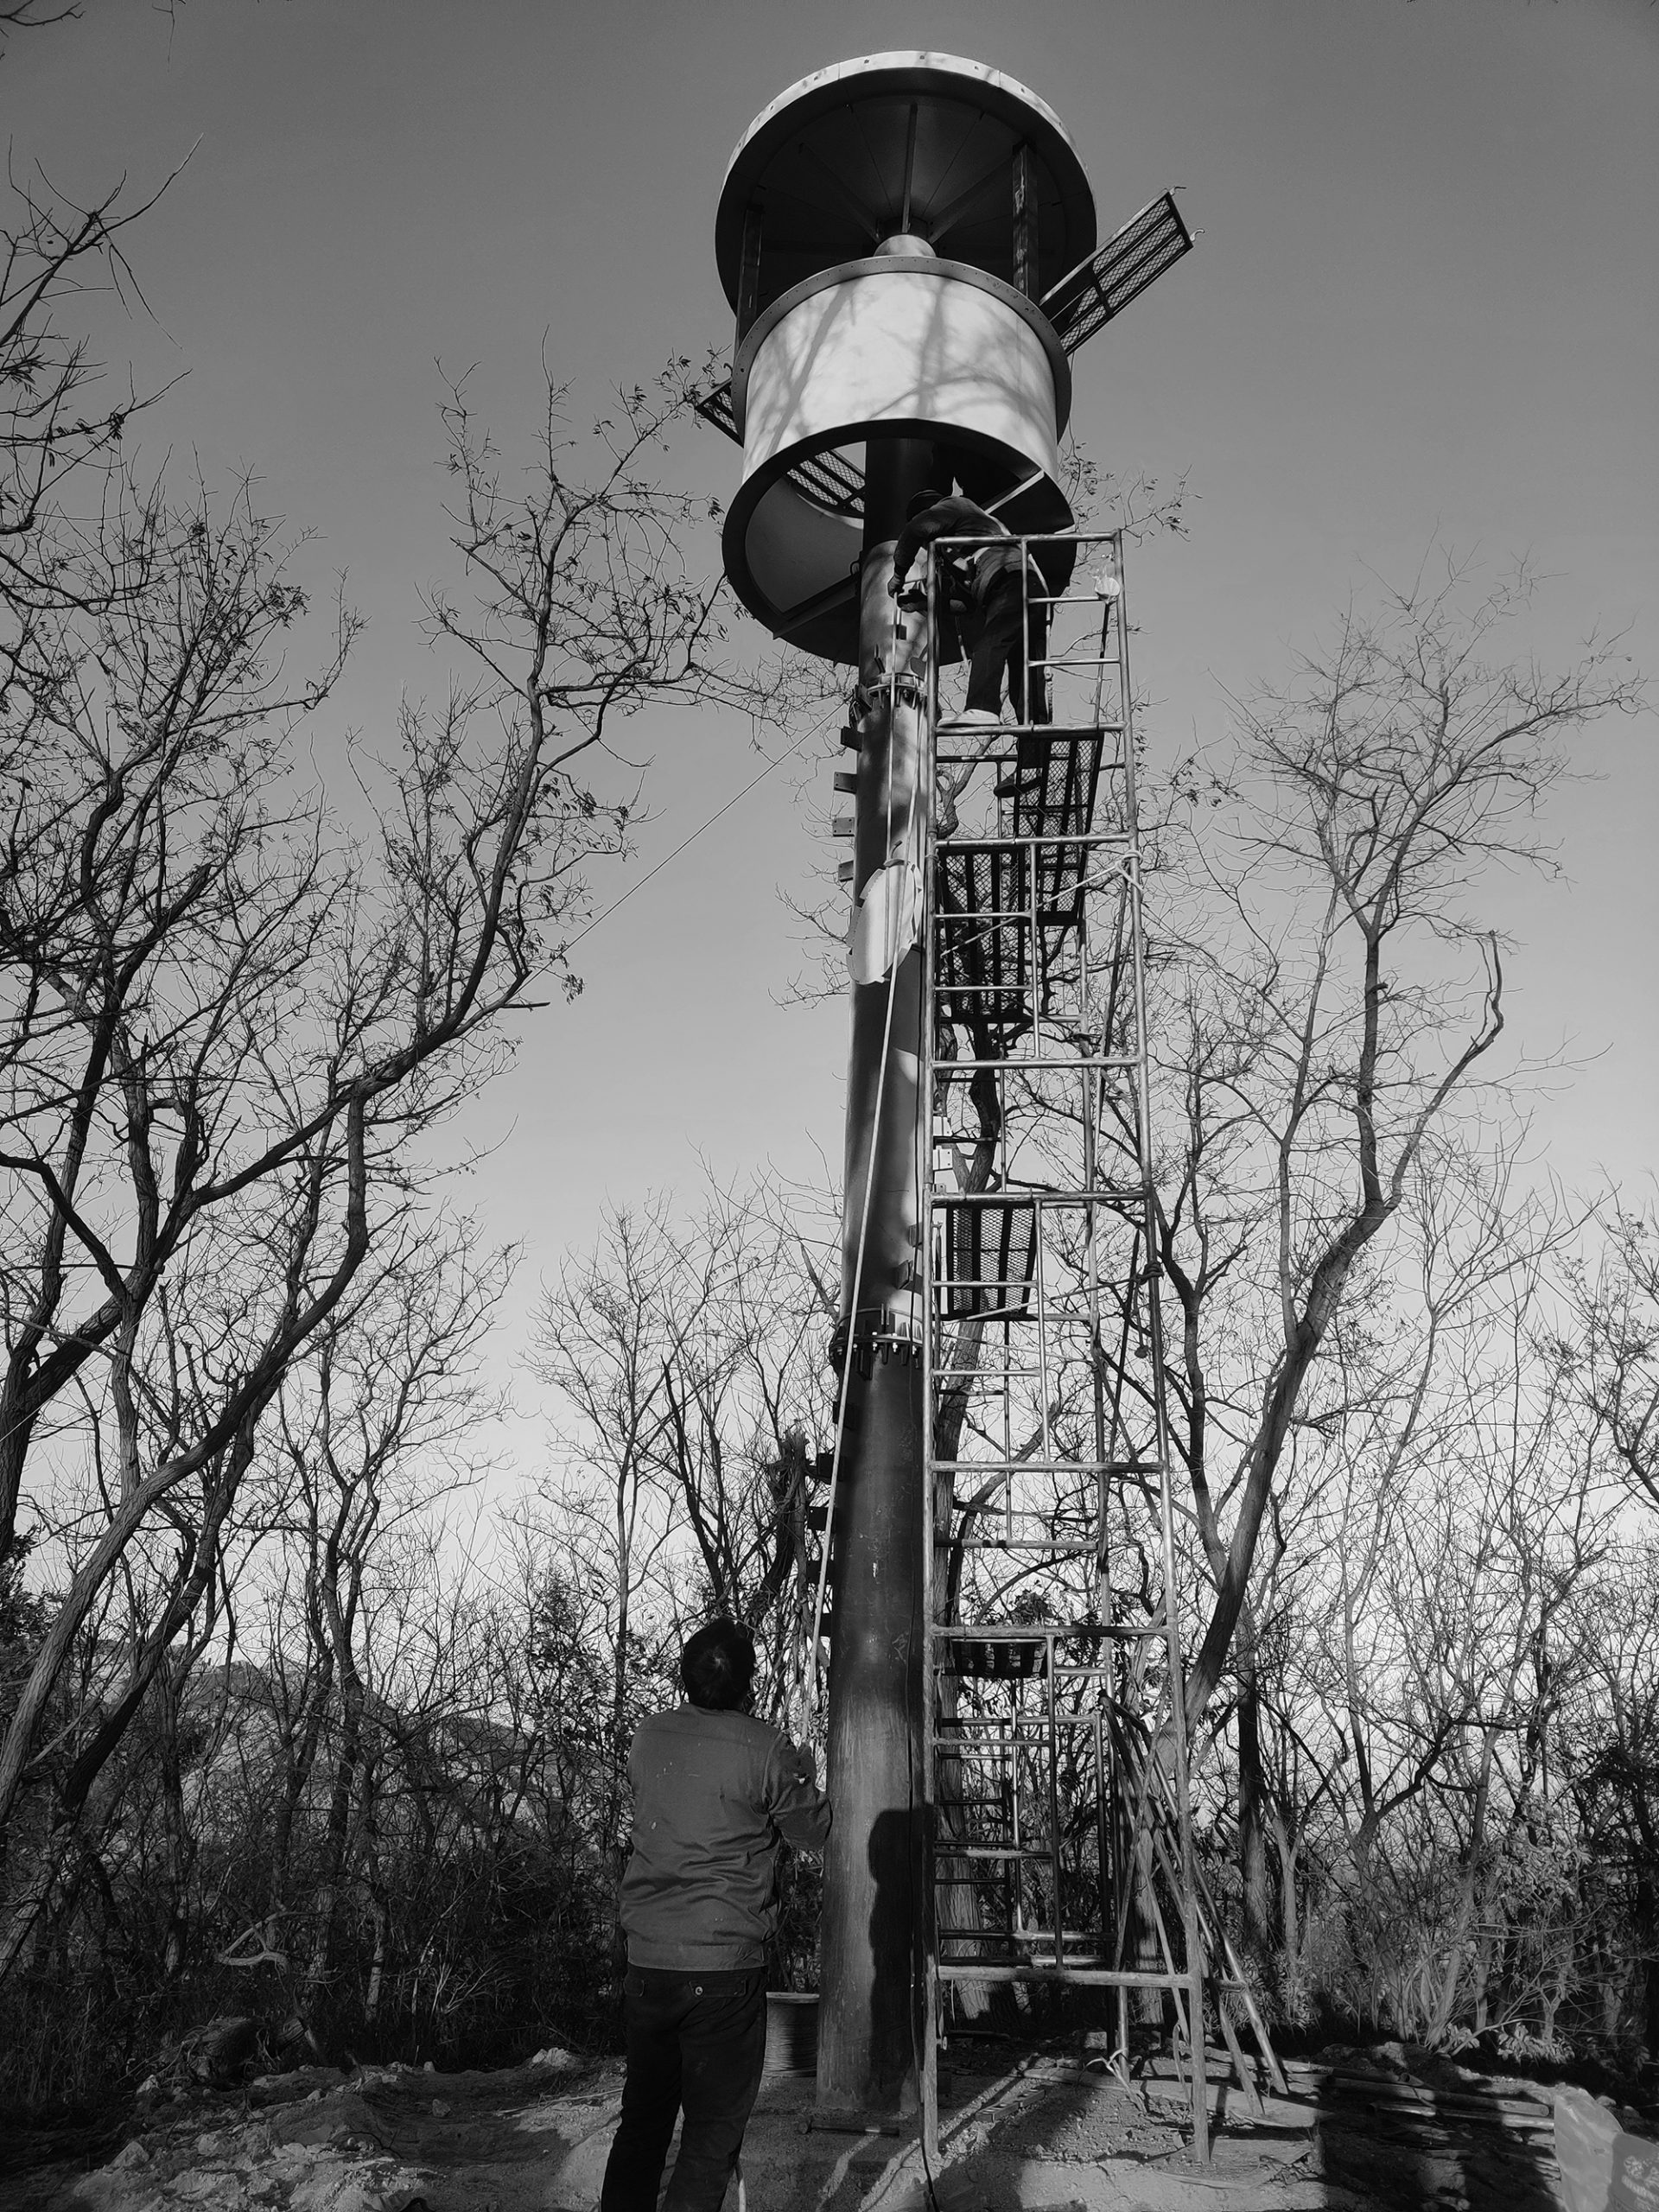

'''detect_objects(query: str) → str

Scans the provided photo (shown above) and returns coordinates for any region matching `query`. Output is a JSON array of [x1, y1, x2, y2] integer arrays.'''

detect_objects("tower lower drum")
[[726, 248, 1077, 662]]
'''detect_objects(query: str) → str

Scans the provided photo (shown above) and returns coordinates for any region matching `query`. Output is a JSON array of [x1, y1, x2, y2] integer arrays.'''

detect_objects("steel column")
[[817, 437, 935, 2118]]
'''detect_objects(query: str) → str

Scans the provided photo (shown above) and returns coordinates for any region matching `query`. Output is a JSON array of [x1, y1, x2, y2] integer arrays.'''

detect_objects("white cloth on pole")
[[849, 854, 923, 984]]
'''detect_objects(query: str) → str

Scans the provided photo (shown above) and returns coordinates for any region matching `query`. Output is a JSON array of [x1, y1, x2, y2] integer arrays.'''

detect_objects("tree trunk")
[[1633, 1815, 1659, 2074], [303, 1713, 358, 2015], [1273, 1799, 1300, 1999], [1235, 1600, 1273, 1959], [267, 1650, 334, 1946], [156, 1658, 191, 1983], [0, 1452, 243, 1983], [1427, 1726, 1495, 2044]]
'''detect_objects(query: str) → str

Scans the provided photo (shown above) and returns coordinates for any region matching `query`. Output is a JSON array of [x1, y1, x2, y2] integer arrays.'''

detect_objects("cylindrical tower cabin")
[[717, 51, 1090, 661], [711, 53, 1097, 2119]]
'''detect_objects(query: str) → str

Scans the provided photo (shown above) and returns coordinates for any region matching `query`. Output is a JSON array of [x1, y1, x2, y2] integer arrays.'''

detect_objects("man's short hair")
[[906, 487, 946, 520], [682, 1618, 756, 1712]]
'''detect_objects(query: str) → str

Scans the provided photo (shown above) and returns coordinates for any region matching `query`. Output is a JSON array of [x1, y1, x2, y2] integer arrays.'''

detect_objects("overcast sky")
[[11, 0, 1656, 1481]]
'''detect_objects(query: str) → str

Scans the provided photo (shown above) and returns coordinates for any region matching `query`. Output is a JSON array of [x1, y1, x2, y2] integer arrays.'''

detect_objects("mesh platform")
[[933, 841, 1090, 1039], [1007, 727, 1111, 843], [940, 1191, 1042, 1319]]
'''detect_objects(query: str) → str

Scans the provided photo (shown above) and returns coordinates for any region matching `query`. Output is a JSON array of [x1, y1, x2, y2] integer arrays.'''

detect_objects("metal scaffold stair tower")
[[912, 530, 1277, 2159], [699, 47, 1250, 2139]]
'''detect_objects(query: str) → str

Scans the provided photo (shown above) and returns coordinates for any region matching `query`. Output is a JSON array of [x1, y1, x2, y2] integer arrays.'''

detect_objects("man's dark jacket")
[[618, 1705, 830, 1972], [892, 493, 1024, 613]]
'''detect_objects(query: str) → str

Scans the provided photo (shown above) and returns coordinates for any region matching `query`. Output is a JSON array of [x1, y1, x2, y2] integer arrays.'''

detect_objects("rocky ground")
[[0, 2037, 1624, 2212]]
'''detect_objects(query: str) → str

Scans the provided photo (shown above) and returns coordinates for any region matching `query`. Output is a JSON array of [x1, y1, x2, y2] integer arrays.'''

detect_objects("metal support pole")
[[1117, 543, 1209, 2164], [920, 604, 942, 2168], [817, 437, 936, 2119], [736, 201, 763, 343], [1012, 143, 1038, 300]]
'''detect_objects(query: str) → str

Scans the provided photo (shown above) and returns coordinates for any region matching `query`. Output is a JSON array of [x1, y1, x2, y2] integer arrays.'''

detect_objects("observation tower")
[[702, 54, 1268, 2152]]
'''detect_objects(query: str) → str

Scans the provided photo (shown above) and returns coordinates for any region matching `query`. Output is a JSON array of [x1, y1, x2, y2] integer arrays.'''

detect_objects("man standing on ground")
[[600, 1620, 831, 2212]]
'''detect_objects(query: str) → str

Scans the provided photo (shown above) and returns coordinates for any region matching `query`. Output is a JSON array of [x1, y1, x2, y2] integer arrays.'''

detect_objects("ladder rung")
[[929, 1628, 1165, 1652], [949, 1845, 1058, 1861], [936, 1965, 1194, 1989], [926, 1464, 1166, 1482], [953, 1539, 1103, 1555], [930, 1459, 1163, 1475]]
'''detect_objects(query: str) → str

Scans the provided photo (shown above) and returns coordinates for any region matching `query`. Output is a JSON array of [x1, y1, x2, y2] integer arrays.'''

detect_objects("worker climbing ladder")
[[910, 529, 1281, 2162]]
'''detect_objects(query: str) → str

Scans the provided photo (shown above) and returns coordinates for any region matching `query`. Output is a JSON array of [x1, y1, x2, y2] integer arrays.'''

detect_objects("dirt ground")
[[0, 2039, 1576, 2212]]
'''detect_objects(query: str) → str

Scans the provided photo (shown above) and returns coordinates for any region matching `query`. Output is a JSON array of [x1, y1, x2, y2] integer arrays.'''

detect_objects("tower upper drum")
[[715, 54, 1097, 663]]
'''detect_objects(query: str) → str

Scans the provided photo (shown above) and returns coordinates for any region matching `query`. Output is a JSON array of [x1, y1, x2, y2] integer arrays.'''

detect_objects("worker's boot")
[[995, 730, 1050, 799]]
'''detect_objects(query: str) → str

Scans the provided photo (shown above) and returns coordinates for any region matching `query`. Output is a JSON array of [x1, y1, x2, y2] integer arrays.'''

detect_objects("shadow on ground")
[[1303, 2044, 1559, 2211], [0, 2038, 1590, 2212]]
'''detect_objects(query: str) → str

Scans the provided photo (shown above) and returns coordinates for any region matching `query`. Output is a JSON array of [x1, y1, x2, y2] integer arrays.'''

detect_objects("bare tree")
[[530, 1181, 829, 1856], [0, 359, 776, 1975], [531, 1202, 683, 1878], [270, 1212, 509, 2017], [0, 3, 80, 46], [650, 1182, 830, 1674], [1194, 1154, 1613, 2046], [1561, 1204, 1659, 1518], [2, 155, 183, 633], [1125, 557, 1643, 1950], [1566, 1545, 1659, 2073]]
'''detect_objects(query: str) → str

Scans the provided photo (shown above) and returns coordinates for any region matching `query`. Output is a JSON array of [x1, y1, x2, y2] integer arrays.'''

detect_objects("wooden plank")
[[1216, 1929, 1289, 2098], [1140, 2077, 1315, 2127], [1215, 2002, 1263, 2118]]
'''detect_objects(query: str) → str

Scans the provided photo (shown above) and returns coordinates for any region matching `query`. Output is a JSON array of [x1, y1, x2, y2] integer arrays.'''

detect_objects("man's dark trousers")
[[964, 569, 1046, 725], [601, 1966, 766, 2212]]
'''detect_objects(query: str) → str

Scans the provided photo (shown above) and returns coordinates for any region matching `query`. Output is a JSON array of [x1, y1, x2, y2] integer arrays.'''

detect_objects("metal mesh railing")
[[1041, 192, 1194, 355], [692, 375, 866, 518]]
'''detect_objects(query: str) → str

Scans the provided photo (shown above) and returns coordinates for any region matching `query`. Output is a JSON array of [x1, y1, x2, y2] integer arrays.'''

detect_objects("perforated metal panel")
[[694, 378, 868, 520], [1042, 192, 1193, 355], [941, 1192, 1041, 1319]]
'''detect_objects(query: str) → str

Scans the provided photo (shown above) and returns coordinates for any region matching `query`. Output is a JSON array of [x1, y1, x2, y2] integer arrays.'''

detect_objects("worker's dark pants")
[[963, 569, 1047, 727], [601, 1966, 766, 2212]]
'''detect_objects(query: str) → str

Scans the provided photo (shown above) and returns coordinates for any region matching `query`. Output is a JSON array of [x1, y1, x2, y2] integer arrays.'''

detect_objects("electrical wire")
[[562, 703, 837, 955]]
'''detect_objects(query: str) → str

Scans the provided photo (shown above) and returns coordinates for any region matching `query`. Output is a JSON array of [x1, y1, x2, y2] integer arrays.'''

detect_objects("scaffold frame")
[[918, 530, 1211, 2164]]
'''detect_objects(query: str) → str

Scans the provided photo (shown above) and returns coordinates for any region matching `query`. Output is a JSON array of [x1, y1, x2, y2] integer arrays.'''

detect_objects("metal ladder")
[[914, 531, 1277, 2163]]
